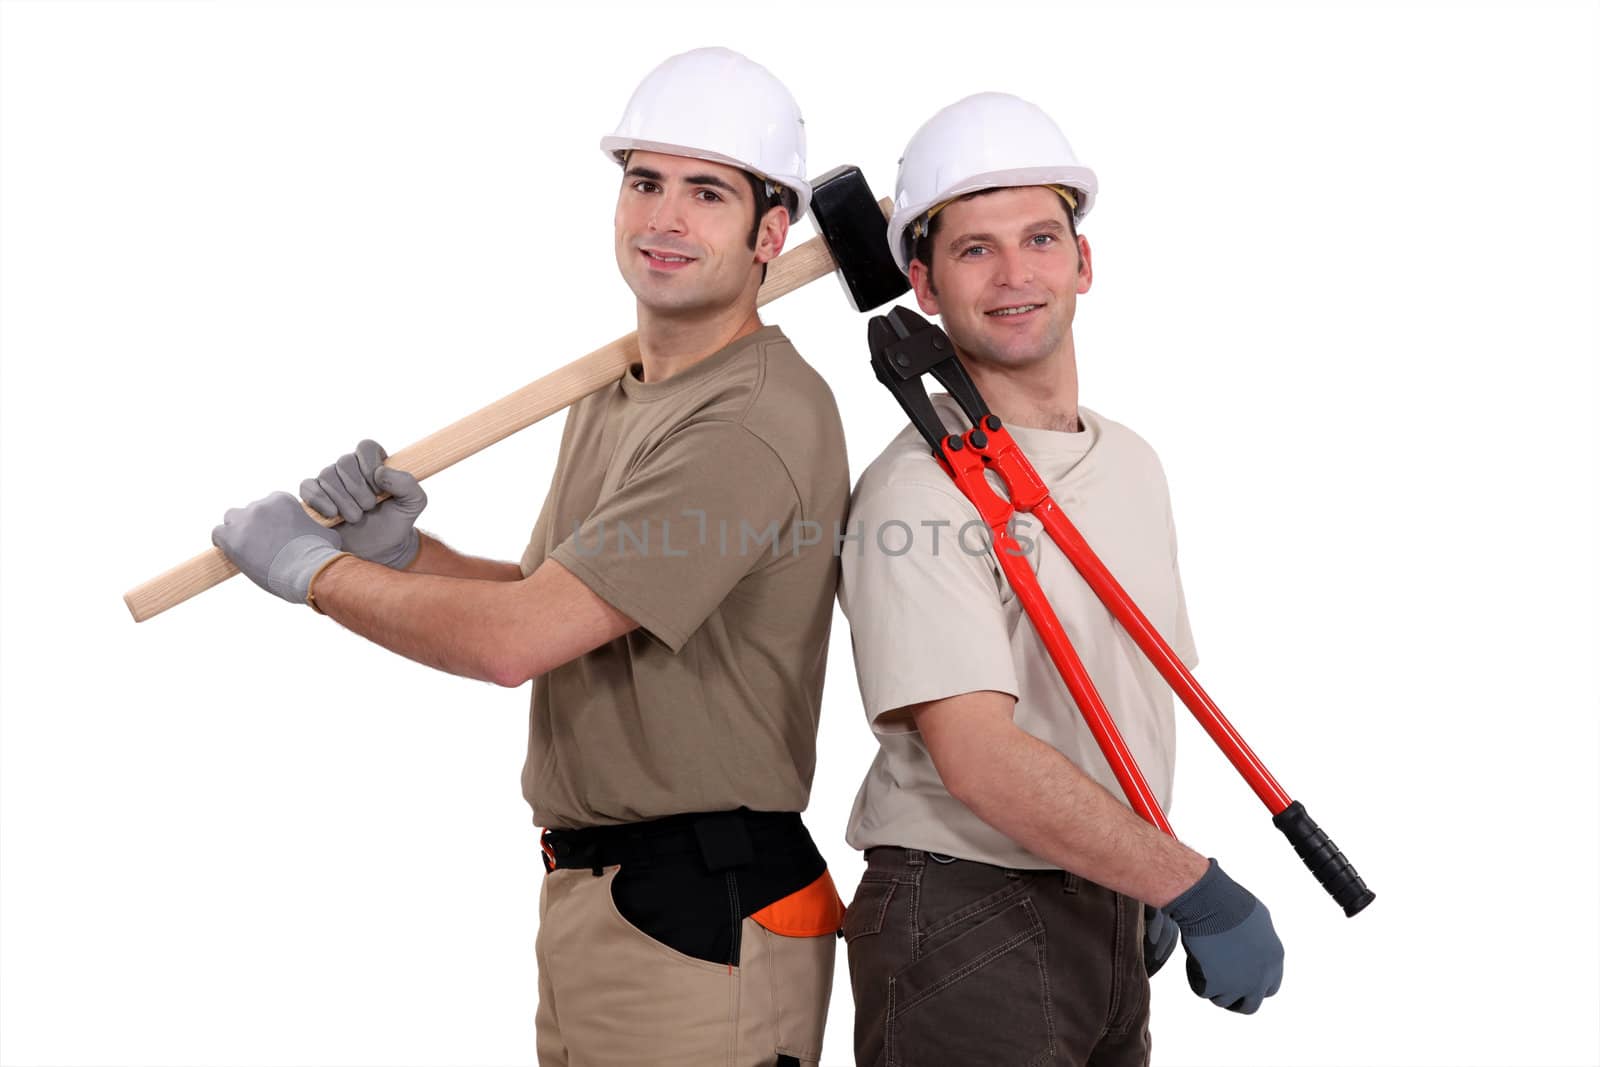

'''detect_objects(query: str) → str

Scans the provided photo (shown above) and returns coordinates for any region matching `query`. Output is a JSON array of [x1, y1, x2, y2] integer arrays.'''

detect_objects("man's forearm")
[[919, 694, 1209, 906], [964, 724, 1207, 905], [316, 550, 524, 684], [407, 532, 523, 582], [311, 555, 529, 684], [307, 553, 636, 688]]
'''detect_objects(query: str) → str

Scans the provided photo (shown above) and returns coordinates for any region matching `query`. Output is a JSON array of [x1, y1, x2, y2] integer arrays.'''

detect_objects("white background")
[[2, 1, 1596, 1065]]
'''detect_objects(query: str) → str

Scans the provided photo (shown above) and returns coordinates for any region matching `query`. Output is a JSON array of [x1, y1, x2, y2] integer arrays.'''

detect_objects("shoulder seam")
[[730, 334, 775, 426]]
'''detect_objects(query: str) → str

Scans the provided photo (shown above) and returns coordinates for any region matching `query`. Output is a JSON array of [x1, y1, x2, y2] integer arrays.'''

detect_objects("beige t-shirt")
[[839, 395, 1198, 869], [519, 325, 849, 829]]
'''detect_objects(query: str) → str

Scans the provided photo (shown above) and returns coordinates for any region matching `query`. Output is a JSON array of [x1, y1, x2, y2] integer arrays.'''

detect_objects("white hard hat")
[[888, 92, 1098, 274], [601, 47, 811, 222]]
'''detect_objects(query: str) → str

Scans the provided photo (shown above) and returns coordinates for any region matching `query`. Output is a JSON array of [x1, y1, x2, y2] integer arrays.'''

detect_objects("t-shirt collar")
[[621, 324, 785, 402]]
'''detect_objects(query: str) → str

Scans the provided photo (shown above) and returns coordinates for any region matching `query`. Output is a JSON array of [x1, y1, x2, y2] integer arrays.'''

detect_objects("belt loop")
[[905, 848, 927, 870]]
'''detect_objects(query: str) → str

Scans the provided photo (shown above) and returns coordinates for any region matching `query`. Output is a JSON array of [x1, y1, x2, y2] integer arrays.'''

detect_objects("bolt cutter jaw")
[[866, 307, 993, 455]]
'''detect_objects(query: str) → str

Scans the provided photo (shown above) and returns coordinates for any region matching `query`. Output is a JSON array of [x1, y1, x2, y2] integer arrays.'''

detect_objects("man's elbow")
[[939, 761, 986, 810], [478, 658, 523, 688], [923, 740, 985, 809], [481, 647, 538, 689], [936, 750, 1026, 833]]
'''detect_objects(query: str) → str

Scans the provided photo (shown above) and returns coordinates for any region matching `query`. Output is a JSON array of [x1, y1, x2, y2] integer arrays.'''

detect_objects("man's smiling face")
[[613, 150, 780, 318], [909, 185, 1092, 372]]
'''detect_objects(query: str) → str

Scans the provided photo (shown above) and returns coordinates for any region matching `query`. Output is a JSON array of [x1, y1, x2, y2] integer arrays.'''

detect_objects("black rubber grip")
[[1272, 800, 1375, 917]]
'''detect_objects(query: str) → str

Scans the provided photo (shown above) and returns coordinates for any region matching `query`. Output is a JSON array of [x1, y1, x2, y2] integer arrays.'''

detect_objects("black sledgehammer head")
[[809, 165, 910, 312]]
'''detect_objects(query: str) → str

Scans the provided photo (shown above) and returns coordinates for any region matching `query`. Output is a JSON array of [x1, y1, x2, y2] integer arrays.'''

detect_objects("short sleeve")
[[838, 479, 1021, 732], [548, 420, 797, 653], [520, 407, 573, 578], [520, 477, 556, 579]]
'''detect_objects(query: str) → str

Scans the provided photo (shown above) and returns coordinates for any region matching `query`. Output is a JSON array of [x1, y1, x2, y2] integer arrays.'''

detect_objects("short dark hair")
[[742, 172, 794, 285], [912, 187, 1080, 292]]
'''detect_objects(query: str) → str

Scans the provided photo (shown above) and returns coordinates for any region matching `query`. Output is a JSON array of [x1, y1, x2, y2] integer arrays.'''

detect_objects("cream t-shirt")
[[839, 395, 1198, 869]]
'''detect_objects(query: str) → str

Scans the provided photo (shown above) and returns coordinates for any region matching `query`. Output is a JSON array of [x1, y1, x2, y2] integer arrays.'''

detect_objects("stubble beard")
[[955, 308, 1071, 373]]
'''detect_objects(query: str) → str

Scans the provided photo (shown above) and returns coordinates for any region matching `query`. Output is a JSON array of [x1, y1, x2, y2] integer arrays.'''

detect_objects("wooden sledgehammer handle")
[[123, 208, 879, 623]]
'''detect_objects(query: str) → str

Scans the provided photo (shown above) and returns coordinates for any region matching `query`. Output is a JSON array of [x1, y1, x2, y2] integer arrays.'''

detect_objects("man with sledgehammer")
[[837, 93, 1286, 1065], [213, 48, 849, 1066]]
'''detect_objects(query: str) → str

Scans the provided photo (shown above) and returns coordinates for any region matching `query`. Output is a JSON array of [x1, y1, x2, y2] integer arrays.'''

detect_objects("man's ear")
[[1075, 234, 1094, 294], [909, 258, 940, 316], [755, 205, 790, 266]]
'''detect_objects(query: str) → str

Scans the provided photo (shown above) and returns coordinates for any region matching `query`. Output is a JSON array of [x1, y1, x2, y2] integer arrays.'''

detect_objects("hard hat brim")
[[600, 136, 812, 222], [887, 165, 1098, 274]]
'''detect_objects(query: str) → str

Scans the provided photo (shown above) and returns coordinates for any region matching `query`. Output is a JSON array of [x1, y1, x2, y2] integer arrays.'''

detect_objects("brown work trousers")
[[535, 864, 835, 1066], [845, 848, 1151, 1067]]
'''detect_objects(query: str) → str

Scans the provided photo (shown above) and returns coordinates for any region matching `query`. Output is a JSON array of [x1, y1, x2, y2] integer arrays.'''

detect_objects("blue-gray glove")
[[1143, 904, 1178, 976], [299, 440, 425, 569], [212, 492, 346, 605], [1166, 859, 1284, 1014]]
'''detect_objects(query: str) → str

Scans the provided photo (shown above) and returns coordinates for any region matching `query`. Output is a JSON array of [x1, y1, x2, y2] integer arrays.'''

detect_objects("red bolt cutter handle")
[[938, 420, 1174, 835]]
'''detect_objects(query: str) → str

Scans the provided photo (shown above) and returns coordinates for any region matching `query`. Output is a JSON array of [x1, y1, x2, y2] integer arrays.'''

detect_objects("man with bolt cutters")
[[837, 93, 1285, 1066]]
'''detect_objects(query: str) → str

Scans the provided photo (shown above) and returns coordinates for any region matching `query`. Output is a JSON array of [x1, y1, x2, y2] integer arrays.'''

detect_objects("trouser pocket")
[[887, 896, 1054, 1067], [750, 869, 846, 937], [542, 866, 736, 1066], [609, 860, 743, 966]]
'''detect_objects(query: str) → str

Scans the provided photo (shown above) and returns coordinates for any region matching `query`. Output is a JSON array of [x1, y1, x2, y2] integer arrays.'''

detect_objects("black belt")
[[541, 808, 807, 874]]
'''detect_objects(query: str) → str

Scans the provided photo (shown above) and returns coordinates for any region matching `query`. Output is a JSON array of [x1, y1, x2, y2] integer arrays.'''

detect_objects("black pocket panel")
[[610, 862, 737, 966]]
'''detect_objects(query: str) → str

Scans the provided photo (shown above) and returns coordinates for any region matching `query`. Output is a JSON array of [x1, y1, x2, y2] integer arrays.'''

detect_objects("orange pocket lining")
[[750, 869, 846, 938]]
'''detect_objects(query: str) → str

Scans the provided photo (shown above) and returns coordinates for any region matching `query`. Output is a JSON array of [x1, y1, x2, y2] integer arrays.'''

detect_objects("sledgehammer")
[[123, 166, 907, 622]]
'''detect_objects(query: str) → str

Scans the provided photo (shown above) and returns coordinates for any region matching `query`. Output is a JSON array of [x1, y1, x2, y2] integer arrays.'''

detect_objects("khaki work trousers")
[[535, 864, 835, 1066]]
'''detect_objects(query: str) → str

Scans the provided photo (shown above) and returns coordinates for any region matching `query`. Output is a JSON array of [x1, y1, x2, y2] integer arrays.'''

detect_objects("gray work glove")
[[299, 439, 425, 569], [1143, 904, 1178, 977], [212, 492, 345, 605], [1166, 859, 1285, 1014]]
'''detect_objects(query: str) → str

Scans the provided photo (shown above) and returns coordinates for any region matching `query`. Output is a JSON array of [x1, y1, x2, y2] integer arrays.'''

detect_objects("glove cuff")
[[266, 537, 344, 605], [305, 552, 354, 614], [1166, 859, 1255, 936]]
